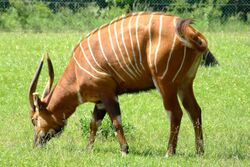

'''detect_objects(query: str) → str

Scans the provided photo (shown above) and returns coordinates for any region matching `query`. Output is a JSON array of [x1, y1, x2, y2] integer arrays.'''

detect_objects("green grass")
[[0, 31, 249, 166]]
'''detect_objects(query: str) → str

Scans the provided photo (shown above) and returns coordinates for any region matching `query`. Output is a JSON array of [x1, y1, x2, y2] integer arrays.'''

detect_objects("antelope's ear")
[[33, 92, 43, 111]]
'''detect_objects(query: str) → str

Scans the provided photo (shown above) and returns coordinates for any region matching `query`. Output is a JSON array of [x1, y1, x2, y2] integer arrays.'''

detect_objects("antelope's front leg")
[[102, 96, 129, 155], [87, 102, 106, 150]]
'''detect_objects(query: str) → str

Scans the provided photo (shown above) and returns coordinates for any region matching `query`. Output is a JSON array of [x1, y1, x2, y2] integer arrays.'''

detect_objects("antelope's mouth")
[[34, 127, 64, 148]]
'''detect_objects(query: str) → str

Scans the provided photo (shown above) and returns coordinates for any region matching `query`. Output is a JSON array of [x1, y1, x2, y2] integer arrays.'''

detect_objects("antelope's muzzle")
[[33, 128, 64, 148], [34, 132, 51, 148]]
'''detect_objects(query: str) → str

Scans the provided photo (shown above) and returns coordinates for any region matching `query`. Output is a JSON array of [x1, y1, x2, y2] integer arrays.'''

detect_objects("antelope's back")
[[72, 12, 206, 93]]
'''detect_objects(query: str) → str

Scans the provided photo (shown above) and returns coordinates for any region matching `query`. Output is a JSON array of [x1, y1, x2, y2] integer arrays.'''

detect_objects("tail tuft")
[[175, 18, 208, 52]]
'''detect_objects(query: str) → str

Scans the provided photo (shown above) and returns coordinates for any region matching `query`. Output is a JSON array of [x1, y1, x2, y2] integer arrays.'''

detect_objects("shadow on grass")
[[54, 136, 248, 161], [129, 147, 165, 157], [85, 145, 202, 159]]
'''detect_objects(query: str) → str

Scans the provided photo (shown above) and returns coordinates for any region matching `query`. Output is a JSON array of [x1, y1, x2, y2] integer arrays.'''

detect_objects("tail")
[[175, 18, 208, 52]]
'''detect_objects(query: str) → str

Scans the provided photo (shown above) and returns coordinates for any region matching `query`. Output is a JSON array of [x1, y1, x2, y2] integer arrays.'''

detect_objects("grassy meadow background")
[[0, 16, 250, 167]]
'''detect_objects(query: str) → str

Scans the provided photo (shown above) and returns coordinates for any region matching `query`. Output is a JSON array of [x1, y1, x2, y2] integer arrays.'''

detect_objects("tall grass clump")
[[79, 114, 135, 139]]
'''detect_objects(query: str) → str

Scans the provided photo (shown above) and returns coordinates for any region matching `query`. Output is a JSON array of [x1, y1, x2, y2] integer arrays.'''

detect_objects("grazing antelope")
[[29, 12, 208, 157]]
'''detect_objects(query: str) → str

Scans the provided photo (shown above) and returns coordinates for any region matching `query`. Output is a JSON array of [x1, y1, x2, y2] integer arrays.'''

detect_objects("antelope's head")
[[29, 53, 65, 147]]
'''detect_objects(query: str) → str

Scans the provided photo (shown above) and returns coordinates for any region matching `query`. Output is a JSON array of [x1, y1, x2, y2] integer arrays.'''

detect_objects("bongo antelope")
[[29, 12, 208, 157]]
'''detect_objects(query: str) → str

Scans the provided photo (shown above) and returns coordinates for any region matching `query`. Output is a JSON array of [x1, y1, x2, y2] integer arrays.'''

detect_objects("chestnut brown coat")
[[29, 12, 208, 156]]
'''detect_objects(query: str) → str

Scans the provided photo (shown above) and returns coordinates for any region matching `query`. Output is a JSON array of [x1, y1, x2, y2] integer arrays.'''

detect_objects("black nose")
[[34, 136, 45, 148]]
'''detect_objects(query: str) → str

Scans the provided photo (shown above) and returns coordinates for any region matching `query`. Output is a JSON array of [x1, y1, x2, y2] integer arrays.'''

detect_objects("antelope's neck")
[[47, 64, 79, 120]]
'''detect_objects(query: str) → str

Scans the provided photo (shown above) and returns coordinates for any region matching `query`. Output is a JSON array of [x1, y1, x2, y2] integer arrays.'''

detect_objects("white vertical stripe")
[[108, 23, 136, 80], [79, 42, 107, 76], [98, 29, 126, 82], [172, 46, 186, 82], [135, 12, 146, 71], [73, 52, 100, 79], [152, 77, 161, 94], [128, 16, 142, 74], [154, 15, 163, 73], [148, 14, 154, 68], [77, 91, 84, 104], [114, 21, 138, 79], [121, 18, 141, 76], [160, 34, 177, 80], [87, 36, 106, 71]]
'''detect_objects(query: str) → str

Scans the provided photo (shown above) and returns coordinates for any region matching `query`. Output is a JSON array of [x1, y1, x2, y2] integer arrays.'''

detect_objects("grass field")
[[0, 31, 249, 166]]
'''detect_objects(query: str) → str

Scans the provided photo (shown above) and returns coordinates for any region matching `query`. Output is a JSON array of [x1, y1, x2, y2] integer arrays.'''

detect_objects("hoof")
[[164, 149, 175, 158], [120, 144, 129, 156], [121, 151, 128, 157], [164, 153, 173, 159]]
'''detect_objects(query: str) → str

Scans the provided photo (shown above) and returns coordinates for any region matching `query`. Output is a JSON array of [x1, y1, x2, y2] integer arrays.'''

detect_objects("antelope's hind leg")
[[87, 102, 106, 150], [153, 78, 183, 157], [178, 81, 204, 155], [164, 89, 183, 157]]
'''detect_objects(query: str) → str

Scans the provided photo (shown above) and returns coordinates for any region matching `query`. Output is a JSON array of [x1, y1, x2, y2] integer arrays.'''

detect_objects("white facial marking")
[[37, 119, 41, 128], [39, 130, 45, 137]]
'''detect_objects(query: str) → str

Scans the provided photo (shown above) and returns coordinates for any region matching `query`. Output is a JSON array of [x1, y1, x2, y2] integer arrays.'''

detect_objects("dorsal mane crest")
[[83, 12, 174, 39], [84, 13, 131, 38]]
